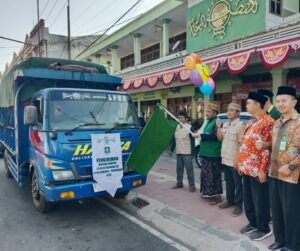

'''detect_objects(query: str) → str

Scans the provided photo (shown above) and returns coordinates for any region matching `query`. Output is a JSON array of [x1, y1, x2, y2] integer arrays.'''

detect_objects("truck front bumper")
[[41, 172, 146, 202]]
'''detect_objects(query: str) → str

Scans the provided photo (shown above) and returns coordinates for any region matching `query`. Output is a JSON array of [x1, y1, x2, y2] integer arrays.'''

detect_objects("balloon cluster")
[[184, 53, 215, 96]]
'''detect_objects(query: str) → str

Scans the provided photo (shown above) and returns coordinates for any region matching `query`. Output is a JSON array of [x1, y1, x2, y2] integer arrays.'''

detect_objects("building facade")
[[1, 19, 100, 78], [78, 0, 300, 122]]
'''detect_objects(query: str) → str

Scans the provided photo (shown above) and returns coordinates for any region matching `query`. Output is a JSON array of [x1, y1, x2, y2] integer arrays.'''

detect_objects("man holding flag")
[[170, 110, 196, 192], [192, 103, 223, 205]]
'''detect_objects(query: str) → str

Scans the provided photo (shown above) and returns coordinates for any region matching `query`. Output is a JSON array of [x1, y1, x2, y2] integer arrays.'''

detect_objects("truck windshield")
[[48, 91, 139, 131]]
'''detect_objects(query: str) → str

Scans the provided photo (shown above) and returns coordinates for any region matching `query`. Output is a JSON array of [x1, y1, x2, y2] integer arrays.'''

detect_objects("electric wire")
[[75, 0, 143, 59]]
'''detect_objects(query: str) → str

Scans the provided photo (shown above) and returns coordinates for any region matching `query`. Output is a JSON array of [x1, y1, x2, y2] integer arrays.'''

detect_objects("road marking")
[[99, 198, 191, 251]]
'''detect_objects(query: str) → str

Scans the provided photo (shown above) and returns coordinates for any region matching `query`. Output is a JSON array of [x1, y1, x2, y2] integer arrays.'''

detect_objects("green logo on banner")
[[104, 147, 110, 154]]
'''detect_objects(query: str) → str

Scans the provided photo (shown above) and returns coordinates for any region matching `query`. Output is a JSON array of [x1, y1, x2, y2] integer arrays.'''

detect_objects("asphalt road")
[[0, 160, 181, 251]]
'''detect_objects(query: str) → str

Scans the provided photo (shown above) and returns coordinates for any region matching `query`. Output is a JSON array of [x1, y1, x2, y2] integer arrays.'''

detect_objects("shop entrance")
[[141, 100, 160, 121]]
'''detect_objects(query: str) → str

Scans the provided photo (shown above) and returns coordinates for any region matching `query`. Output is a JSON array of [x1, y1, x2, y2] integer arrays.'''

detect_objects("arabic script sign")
[[189, 0, 258, 39], [187, 0, 264, 52]]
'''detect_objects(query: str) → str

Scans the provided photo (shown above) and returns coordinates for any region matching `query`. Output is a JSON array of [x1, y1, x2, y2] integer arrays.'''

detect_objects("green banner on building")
[[187, 0, 266, 53]]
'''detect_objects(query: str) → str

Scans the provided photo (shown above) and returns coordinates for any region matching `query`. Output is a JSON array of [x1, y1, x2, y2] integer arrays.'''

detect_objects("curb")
[[104, 192, 269, 251]]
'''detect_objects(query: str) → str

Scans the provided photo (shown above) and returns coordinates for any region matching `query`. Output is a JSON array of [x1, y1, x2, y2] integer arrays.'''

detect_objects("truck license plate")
[[92, 183, 123, 193]]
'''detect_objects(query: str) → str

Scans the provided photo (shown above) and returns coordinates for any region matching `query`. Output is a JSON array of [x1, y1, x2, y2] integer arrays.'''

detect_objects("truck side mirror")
[[24, 106, 38, 125]]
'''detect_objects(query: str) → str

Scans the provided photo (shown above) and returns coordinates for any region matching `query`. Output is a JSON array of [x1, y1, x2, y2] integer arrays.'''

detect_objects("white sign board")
[[91, 133, 123, 197]]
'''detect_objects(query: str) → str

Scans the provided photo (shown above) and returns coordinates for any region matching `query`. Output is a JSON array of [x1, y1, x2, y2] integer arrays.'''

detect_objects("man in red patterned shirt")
[[237, 92, 274, 241]]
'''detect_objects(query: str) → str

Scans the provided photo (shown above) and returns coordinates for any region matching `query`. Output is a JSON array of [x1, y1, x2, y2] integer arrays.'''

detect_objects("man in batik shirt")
[[237, 92, 274, 241], [268, 86, 300, 251]]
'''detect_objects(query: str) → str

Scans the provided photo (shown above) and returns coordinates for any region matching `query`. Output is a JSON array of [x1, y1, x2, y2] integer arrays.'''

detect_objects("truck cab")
[[0, 58, 146, 212]]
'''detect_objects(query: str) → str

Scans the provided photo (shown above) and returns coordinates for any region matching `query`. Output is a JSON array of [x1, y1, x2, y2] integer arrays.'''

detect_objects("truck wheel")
[[0, 143, 4, 158], [115, 191, 129, 199], [3, 150, 12, 178], [31, 169, 53, 213]]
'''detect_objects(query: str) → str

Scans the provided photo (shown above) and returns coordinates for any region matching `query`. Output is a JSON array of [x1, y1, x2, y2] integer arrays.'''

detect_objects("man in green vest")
[[192, 103, 223, 205], [257, 89, 281, 120]]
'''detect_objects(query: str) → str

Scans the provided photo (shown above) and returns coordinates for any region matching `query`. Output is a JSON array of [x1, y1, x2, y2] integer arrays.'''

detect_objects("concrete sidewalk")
[[111, 153, 274, 251]]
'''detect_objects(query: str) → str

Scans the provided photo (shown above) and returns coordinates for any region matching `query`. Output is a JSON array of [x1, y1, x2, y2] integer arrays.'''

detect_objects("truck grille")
[[77, 166, 92, 177]]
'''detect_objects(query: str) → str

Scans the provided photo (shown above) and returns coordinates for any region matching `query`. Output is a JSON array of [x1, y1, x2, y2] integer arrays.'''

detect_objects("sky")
[[0, 0, 164, 73]]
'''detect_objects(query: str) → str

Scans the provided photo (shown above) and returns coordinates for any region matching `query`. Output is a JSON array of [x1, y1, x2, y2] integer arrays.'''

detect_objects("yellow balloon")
[[195, 64, 210, 82]]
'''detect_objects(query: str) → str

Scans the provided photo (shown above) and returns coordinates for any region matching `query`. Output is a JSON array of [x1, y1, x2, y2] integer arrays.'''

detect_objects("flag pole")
[[157, 103, 193, 134]]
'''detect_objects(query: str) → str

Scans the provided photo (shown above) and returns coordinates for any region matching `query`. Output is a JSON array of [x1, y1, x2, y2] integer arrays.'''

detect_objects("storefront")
[[122, 0, 300, 120], [126, 81, 200, 121]]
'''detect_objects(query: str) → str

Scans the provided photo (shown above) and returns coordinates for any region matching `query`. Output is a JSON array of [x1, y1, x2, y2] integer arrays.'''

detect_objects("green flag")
[[125, 106, 177, 175]]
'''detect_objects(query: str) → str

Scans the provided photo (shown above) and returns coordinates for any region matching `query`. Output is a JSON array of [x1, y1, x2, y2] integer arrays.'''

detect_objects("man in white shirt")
[[217, 103, 245, 216], [171, 111, 196, 192]]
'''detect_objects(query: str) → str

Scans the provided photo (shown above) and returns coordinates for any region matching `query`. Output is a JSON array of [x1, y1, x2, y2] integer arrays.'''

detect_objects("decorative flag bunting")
[[206, 61, 221, 78], [258, 45, 290, 68], [178, 69, 190, 82], [146, 75, 159, 88], [226, 50, 254, 74], [162, 71, 176, 85], [133, 78, 144, 89], [123, 79, 132, 90], [122, 38, 300, 90]]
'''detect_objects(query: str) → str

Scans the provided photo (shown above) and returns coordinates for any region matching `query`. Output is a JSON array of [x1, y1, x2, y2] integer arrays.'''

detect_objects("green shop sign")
[[187, 0, 265, 52]]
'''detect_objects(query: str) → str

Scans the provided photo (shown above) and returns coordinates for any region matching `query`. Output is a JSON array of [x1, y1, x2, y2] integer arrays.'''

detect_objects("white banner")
[[91, 133, 123, 197]]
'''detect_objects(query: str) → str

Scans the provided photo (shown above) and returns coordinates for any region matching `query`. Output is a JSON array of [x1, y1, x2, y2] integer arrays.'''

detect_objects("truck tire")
[[0, 143, 4, 158], [115, 191, 129, 199], [3, 150, 12, 178], [31, 169, 53, 213]]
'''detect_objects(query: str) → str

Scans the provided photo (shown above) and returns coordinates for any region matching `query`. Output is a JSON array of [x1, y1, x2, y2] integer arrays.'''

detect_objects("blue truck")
[[0, 57, 146, 212]]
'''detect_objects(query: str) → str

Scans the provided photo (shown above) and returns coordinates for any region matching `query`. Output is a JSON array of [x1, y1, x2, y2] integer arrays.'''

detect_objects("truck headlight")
[[44, 157, 65, 170], [53, 170, 74, 181]]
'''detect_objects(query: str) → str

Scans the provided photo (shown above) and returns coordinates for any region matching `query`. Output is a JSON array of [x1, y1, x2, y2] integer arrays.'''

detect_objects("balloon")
[[190, 53, 202, 64], [184, 56, 196, 70], [189, 69, 203, 87], [200, 83, 213, 96], [195, 64, 210, 82], [207, 77, 215, 89]]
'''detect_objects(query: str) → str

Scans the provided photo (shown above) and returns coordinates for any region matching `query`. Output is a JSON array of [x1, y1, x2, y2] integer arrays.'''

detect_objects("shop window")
[[167, 97, 192, 119], [141, 100, 160, 121], [141, 44, 160, 64], [121, 54, 134, 70], [196, 102, 204, 125], [270, 0, 282, 16], [214, 93, 232, 113], [169, 32, 186, 54]]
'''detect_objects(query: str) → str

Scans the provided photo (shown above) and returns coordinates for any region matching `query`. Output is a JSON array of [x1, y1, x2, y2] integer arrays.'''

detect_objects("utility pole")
[[67, 0, 71, 59], [37, 0, 40, 57]]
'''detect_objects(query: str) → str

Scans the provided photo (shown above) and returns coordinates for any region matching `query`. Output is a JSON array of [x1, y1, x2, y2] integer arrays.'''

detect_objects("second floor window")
[[169, 32, 186, 53], [270, 0, 282, 16], [121, 54, 134, 70], [141, 43, 160, 64]]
